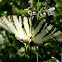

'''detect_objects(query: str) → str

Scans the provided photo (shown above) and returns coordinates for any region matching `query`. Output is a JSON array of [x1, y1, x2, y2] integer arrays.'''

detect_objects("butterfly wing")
[[32, 21, 62, 44], [0, 16, 17, 34], [0, 16, 30, 43], [0, 16, 62, 45], [15, 16, 30, 41]]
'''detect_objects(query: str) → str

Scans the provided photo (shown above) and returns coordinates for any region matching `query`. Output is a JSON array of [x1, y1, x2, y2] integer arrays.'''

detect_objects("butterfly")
[[0, 15, 62, 47]]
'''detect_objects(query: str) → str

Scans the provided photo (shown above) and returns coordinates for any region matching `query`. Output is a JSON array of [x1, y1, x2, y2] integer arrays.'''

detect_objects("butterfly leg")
[[24, 43, 28, 52], [24, 43, 30, 58]]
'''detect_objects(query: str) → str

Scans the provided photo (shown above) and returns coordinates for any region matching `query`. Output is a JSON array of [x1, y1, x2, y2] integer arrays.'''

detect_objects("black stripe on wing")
[[33, 20, 40, 29], [53, 28, 59, 34], [23, 17, 30, 36], [35, 22, 46, 37], [6, 16, 9, 22], [28, 18, 31, 29], [18, 16, 28, 35], [53, 33, 62, 39], [10, 16, 17, 30], [42, 26, 55, 38]]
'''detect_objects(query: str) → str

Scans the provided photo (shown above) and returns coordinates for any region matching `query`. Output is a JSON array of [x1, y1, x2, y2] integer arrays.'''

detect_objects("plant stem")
[[36, 52, 38, 62], [37, 0, 39, 20], [37, 0, 39, 11], [61, 49, 62, 62]]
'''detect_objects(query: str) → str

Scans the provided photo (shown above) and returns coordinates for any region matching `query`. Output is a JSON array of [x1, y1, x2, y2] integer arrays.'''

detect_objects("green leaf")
[[47, 59, 56, 62]]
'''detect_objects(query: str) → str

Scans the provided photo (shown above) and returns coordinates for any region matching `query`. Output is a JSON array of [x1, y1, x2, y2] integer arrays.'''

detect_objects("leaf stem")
[[37, 0, 39, 20], [36, 52, 38, 62], [61, 48, 62, 62]]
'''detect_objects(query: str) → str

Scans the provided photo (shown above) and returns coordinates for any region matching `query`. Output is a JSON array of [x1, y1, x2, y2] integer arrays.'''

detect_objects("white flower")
[[25, 9, 37, 16], [51, 56, 60, 62], [43, 12, 46, 17], [28, 0, 32, 3], [47, 7, 55, 12], [2, 45, 5, 49]]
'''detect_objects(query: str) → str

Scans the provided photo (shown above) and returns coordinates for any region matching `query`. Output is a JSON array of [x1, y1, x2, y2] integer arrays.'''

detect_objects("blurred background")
[[0, 0, 62, 62]]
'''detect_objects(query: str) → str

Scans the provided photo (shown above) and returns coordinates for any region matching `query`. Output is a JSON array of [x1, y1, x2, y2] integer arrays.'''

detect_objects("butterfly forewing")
[[23, 17, 30, 36], [33, 20, 62, 44], [32, 21, 44, 37], [0, 16, 17, 34]]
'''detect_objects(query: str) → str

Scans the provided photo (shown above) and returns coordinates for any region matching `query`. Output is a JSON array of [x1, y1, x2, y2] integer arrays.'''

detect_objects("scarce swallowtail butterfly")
[[0, 15, 62, 47]]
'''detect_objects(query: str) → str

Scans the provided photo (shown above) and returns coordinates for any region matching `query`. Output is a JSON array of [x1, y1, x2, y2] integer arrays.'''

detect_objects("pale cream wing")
[[23, 17, 30, 37], [0, 16, 17, 34], [0, 16, 29, 42], [15, 16, 29, 41]]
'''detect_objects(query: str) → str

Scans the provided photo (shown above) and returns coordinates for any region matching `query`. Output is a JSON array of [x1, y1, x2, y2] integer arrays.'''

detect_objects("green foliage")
[[48, 59, 56, 62]]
